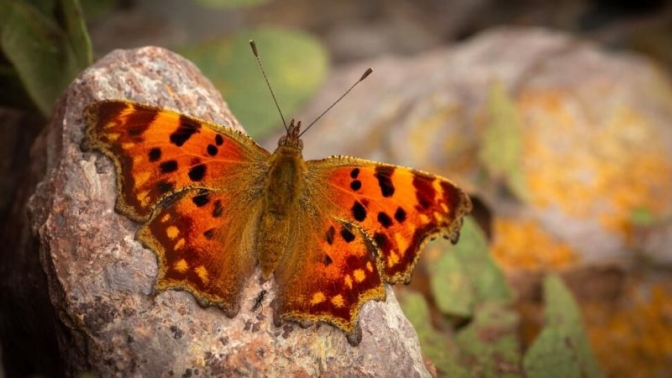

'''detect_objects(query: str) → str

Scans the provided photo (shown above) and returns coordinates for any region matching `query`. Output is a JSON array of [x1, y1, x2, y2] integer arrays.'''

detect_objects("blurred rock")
[[292, 27, 672, 377], [295, 26, 672, 272]]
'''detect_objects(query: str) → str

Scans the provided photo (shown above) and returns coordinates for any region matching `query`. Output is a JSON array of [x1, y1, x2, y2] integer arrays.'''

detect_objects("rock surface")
[[291, 27, 672, 378], [295, 27, 672, 272], [29, 47, 430, 377]]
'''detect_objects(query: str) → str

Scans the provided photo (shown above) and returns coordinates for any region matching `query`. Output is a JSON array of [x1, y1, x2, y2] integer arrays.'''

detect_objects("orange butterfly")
[[82, 43, 471, 345]]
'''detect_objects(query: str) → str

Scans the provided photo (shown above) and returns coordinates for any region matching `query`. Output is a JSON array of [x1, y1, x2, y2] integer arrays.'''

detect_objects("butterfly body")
[[258, 122, 306, 277], [83, 99, 471, 345]]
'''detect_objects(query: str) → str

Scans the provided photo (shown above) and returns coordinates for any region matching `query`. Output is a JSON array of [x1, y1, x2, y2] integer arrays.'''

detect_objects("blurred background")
[[1, 0, 672, 377]]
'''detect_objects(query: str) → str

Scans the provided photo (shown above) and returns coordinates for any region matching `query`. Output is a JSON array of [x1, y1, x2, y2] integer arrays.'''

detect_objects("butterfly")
[[82, 44, 472, 346]]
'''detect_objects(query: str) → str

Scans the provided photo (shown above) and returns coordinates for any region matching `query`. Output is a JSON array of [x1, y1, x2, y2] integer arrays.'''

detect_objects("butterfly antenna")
[[249, 40, 288, 131], [299, 68, 373, 137]]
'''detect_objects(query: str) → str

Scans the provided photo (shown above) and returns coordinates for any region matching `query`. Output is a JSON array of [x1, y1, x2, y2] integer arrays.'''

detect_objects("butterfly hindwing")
[[273, 214, 386, 344], [138, 188, 262, 317]]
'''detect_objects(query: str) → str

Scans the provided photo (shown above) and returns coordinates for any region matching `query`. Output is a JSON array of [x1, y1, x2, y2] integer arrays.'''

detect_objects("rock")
[[29, 47, 430, 377], [295, 26, 672, 271], [292, 27, 672, 377]]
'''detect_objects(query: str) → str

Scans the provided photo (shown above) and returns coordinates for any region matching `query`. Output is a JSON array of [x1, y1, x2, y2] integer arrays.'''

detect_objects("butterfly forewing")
[[306, 156, 472, 284], [83, 100, 270, 222]]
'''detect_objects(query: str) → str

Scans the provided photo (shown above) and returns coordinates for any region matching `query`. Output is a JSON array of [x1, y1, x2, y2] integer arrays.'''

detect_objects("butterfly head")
[[278, 119, 303, 150]]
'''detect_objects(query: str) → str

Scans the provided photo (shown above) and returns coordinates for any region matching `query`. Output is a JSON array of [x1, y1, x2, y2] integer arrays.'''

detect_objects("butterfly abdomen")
[[257, 145, 307, 278]]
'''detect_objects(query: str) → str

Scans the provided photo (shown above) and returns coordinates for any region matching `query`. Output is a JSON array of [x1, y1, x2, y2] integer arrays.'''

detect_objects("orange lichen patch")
[[583, 282, 672, 378], [518, 90, 672, 240], [491, 217, 578, 270]]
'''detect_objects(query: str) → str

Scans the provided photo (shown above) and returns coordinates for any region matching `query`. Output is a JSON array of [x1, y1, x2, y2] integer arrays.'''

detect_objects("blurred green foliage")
[[0, 0, 92, 115], [180, 28, 328, 139], [429, 217, 512, 318], [79, 0, 115, 21], [1, 0, 326, 136], [524, 275, 604, 378], [630, 206, 658, 227], [478, 80, 529, 201], [400, 219, 603, 377]]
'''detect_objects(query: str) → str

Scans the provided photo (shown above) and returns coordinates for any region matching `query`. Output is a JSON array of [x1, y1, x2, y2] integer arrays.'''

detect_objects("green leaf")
[[1, 0, 92, 115], [455, 302, 523, 378], [192, 0, 269, 8], [524, 275, 604, 378], [429, 217, 512, 317], [79, 0, 116, 21], [61, 0, 92, 68], [179, 28, 328, 139], [399, 291, 471, 378], [478, 80, 529, 200], [630, 206, 657, 227]]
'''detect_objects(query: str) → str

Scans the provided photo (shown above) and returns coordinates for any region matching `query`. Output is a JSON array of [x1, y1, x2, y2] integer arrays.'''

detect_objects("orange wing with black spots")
[[138, 188, 262, 317], [83, 100, 270, 221], [273, 215, 386, 345], [271, 156, 472, 343], [310, 157, 472, 283], [84, 100, 269, 317]]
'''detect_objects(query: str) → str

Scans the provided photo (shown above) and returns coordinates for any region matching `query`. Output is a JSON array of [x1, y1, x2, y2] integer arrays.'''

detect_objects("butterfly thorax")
[[257, 121, 308, 278]]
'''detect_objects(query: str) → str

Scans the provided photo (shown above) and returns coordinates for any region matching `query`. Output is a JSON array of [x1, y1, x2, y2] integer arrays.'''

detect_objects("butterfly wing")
[[84, 100, 270, 316], [273, 156, 472, 343], [83, 100, 270, 222]]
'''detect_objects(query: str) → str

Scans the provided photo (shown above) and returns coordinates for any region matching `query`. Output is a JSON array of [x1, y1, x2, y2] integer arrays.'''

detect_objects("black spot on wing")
[[374, 166, 395, 197], [159, 160, 178, 174], [350, 168, 360, 178], [95, 101, 127, 125], [192, 191, 210, 207], [203, 228, 215, 240], [325, 226, 335, 245], [188, 164, 206, 181], [212, 200, 223, 218], [157, 181, 174, 194], [324, 254, 333, 266], [394, 207, 407, 223], [207, 144, 218, 156], [373, 232, 390, 252], [351, 201, 367, 222], [350, 180, 362, 191], [340, 224, 355, 243], [170, 115, 201, 147], [148, 147, 161, 162], [413, 174, 436, 209], [125, 109, 157, 136], [215, 134, 224, 146], [377, 212, 393, 228], [440, 180, 466, 217]]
